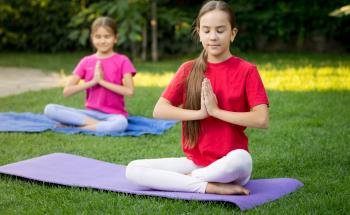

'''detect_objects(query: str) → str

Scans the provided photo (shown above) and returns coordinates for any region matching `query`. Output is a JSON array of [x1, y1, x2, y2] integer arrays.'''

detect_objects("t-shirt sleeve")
[[121, 56, 136, 77], [161, 63, 187, 107], [73, 57, 87, 79], [246, 66, 269, 108]]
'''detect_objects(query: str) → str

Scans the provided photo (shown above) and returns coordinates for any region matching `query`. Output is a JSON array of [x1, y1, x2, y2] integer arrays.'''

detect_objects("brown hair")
[[184, 1, 236, 149], [91, 17, 118, 35]]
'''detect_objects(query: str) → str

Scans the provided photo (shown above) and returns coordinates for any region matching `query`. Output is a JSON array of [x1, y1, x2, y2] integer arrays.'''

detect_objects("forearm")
[[211, 108, 269, 129], [99, 80, 134, 97], [153, 100, 204, 121], [63, 81, 95, 97]]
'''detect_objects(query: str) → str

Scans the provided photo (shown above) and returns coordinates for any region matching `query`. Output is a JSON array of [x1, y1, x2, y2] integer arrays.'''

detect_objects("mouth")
[[99, 45, 110, 49]]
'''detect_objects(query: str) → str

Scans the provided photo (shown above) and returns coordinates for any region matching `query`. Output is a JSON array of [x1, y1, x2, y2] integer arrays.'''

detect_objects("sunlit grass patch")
[[260, 66, 350, 91], [134, 66, 350, 91], [134, 72, 174, 87]]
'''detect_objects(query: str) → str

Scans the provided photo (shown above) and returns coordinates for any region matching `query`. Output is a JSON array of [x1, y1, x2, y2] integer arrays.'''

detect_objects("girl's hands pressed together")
[[92, 60, 135, 97], [203, 78, 219, 116], [93, 61, 104, 84], [199, 82, 209, 119]]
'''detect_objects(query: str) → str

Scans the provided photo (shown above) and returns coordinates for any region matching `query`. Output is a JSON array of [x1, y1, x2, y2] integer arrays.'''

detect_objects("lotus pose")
[[44, 17, 136, 133], [126, 1, 269, 195]]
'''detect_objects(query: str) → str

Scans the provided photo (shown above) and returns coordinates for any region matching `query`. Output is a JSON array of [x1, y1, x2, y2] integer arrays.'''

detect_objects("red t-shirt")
[[162, 56, 269, 166]]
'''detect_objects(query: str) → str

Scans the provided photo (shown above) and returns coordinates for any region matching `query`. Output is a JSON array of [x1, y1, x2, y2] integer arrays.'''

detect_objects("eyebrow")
[[94, 32, 113, 35], [201, 25, 227, 28]]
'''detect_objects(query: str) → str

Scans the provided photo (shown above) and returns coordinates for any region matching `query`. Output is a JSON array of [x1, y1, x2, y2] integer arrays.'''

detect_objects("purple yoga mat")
[[0, 153, 303, 210]]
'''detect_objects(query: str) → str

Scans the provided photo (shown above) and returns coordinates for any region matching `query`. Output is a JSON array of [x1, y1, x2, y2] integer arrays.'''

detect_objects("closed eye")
[[217, 27, 226, 33], [202, 27, 210, 34], [201, 26, 227, 34]]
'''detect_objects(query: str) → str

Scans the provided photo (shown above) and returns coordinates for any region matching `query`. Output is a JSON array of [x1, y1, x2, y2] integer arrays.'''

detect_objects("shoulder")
[[166, 60, 195, 85], [112, 53, 132, 63], [177, 60, 195, 75], [78, 54, 96, 65], [232, 56, 256, 70], [75, 55, 95, 69], [83, 54, 97, 61], [229, 56, 260, 79], [180, 60, 195, 69]]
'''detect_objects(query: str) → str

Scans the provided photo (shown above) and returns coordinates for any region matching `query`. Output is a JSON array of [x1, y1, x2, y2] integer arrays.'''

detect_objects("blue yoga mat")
[[0, 153, 304, 211], [0, 112, 177, 136]]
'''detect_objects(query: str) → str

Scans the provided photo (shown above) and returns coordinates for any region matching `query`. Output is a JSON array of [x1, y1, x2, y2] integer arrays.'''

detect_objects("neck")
[[96, 50, 114, 58], [207, 51, 232, 63]]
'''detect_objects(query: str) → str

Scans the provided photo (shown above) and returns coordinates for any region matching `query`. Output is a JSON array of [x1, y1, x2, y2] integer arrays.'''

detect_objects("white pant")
[[126, 149, 252, 193]]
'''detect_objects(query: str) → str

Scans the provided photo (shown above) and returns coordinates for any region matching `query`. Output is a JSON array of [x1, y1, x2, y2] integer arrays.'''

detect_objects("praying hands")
[[93, 60, 105, 84], [202, 78, 218, 116]]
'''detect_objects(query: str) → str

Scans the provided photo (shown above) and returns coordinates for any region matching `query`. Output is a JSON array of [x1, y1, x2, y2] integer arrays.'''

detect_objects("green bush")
[[232, 0, 350, 51], [0, 0, 349, 54], [0, 0, 80, 52]]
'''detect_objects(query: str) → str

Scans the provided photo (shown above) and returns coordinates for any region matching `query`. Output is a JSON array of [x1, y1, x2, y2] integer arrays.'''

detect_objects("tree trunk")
[[141, 25, 147, 61], [151, 0, 158, 62], [131, 41, 137, 61], [80, 0, 86, 9]]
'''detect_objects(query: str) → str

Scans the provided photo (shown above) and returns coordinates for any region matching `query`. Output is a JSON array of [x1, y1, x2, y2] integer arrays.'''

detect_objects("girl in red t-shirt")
[[126, 0, 269, 195]]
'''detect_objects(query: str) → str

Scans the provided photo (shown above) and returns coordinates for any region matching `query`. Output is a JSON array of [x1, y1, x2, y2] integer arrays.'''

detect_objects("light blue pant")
[[44, 104, 128, 132]]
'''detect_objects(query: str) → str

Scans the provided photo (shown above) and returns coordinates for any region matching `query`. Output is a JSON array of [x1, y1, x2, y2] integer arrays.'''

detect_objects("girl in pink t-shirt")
[[44, 17, 136, 132], [126, 1, 269, 195]]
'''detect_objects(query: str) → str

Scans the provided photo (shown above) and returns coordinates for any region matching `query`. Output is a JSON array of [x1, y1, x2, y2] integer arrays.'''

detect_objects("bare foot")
[[205, 182, 250, 195], [79, 124, 97, 131]]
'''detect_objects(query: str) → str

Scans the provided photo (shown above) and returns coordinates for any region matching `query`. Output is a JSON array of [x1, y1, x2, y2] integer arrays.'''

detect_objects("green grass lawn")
[[0, 53, 349, 214], [1, 51, 349, 74]]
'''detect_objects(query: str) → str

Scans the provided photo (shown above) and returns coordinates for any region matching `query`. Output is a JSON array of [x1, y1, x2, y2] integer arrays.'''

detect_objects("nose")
[[209, 31, 218, 40]]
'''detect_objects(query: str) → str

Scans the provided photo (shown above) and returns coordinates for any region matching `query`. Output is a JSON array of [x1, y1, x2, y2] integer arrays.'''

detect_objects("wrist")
[[98, 79, 107, 85], [208, 107, 220, 118], [87, 80, 96, 87], [196, 109, 207, 120]]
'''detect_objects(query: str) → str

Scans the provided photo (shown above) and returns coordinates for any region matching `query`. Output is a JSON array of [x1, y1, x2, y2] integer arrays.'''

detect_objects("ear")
[[231, 28, 238, 42]]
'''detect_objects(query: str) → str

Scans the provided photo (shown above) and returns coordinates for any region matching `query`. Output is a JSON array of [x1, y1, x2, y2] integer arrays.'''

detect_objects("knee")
[[225, 149, 252, 173], [98, 118, 128, 132], [110, 120, 128, 132], [109, 116, 127, 132], [44, 104, 57, 116], [125, 160, 145, 182], [114, 118, 128, 131]]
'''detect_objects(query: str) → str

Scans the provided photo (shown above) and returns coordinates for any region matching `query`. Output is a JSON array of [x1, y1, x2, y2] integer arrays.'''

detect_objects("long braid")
[[184, 49, 207, 149]]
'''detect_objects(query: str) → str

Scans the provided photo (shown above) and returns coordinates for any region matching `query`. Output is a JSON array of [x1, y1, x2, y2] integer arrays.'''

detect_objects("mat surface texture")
[[0, 112, 177, 136], [0, 153, 303, 210]]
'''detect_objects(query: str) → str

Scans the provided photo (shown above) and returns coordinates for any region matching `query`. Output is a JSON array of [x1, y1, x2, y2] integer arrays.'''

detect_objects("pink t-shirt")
[[162, 56, 269, 166], [73, 53, 136, 116]]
